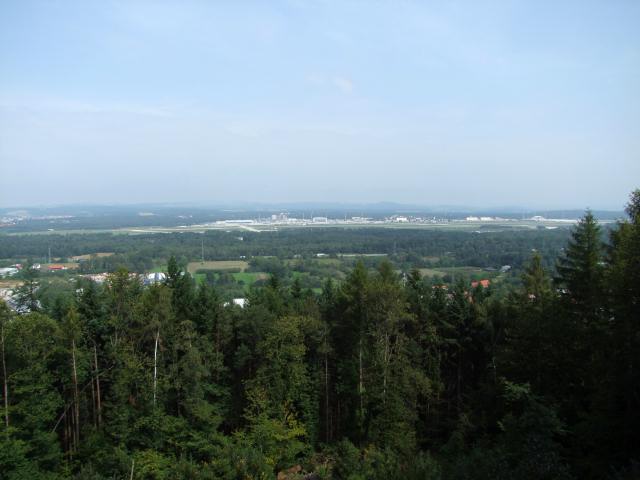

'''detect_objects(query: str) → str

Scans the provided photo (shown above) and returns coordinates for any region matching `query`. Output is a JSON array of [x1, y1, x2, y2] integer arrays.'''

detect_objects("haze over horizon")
[[0, 200, 629, 215], [1, 1, 638, 209]]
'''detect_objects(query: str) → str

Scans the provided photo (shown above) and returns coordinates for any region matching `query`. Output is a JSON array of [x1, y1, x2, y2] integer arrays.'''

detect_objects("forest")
[[0, 226, 572, 273], [0, 191, 639, 479]]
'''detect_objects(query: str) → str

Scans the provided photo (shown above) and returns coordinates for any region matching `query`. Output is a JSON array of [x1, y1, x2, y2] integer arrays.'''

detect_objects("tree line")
[[0, 191, 638, 479], [0, 227, 571, 274]]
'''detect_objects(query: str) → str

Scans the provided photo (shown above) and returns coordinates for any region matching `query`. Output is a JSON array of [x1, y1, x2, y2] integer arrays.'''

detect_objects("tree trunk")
[[1, 323, 8, 428], [153, 329, 160, 407], [215, 321, 221, 383], [358, 337, 364, 440], [383, 334, 389, 405], [324, 350, 330, 443], [64, 413, 69, 457], [71, 339, 80, 448], [94, 344, 102, 428], [90, 372, 96, 428], [456, 347, 462, 414]]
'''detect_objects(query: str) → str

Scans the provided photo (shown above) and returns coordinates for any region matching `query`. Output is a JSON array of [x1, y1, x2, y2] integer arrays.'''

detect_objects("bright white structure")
[[0, 267, 18, 277], [224, 298, 246, 308], [145, 272, 166, 285]]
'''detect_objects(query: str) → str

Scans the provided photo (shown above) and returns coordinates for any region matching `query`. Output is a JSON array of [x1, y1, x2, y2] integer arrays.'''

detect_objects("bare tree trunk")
[[153, 329, 160, 407], [492, 355, 497, 384], [64, 413, 68, 457], [1, 323, 8, 428], [71, 339, 80, 447], [129, 458, 135, 480], [215, 324, 221, 383], [94, 344, 102, 428], [65, 412, 73, 459], [90, 373, 96, 428], [456, 347, 462, 414], [325, 351, 329, 443], [383, 334, 389, 405], [336, 399, 341, 440], [358, 337, 364, 435]]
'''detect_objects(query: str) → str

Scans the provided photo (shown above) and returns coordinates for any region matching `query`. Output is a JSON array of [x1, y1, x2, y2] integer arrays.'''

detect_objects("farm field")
[[70, 252, 114, 261], [151, 264, 262, 287], [233, 272, 267, 284], [0, 279, 22, 289], [419, 265, 497, 279], [192, 271, 267, 289], [186, 260, 249, 274], [418, 267, 447, 277]]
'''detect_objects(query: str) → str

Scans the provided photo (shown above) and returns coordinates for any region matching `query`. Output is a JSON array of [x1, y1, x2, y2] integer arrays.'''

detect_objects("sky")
[[0, 0, 638, 209]]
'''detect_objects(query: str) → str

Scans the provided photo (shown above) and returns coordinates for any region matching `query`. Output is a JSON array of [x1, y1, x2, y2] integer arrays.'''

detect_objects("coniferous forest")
[[1, 191, 639, 479]]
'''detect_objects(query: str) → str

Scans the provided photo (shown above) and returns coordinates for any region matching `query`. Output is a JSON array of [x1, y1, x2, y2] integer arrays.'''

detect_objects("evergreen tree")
[[243, 315, 311, 471], [14, 260, 40, 313], [4, 313, 64, 474], [604, 190, 640, 471], [556, 210, 605, 318], [333, 261, 370, 444], [0, 192, 638, 478], [1, 301, 10, 430]]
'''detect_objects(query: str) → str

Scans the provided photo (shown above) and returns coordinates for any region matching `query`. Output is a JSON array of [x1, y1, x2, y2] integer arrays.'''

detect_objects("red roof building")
[[471, 279, 491, 289]]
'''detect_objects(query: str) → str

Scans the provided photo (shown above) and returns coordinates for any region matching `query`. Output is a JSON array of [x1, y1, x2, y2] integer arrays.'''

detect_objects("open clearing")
[[419, 268, 447, 277], [71, 252, 115, 261], [192, 271, 267, 288], [0, 279, 22, 289], [234, 272, 268, 283], [187, 260, 249, 274], [420, 266, 493, 279]]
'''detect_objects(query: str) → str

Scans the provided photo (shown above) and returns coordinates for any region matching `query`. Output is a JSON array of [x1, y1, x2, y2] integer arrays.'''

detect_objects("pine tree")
[[0, 301, 10, 429], [556, 210, 605, 318], [522, 252, 552, 302], [604, 189, 640, 468], [334, 261, 370, 444], [243, 315, 311, 470], [5, 313, 64, 472], [366, 261, 424, 454], [14, 260, 40, 313], [62, 307, 84, 455]]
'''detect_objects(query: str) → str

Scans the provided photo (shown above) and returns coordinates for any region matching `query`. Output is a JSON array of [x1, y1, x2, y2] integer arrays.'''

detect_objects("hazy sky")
[[1, 1, 638, 209]]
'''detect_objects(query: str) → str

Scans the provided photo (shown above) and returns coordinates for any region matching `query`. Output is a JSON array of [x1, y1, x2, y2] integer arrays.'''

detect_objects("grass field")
[[0, 279, 22, 289], [419, 268, 447, 277], [70, 252, 115, 261], [151, 262, 256, 285], [233, 272, 267, 284], [187, 260, 249, 274], [190, 271, 267, 289], [419, 266, 493, 279]]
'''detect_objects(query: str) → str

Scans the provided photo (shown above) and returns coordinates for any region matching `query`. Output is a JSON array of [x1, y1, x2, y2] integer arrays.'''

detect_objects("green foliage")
[[0, 197, 637, 478], [13, 260, 40, 313], [556, 210, 605, 318]]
